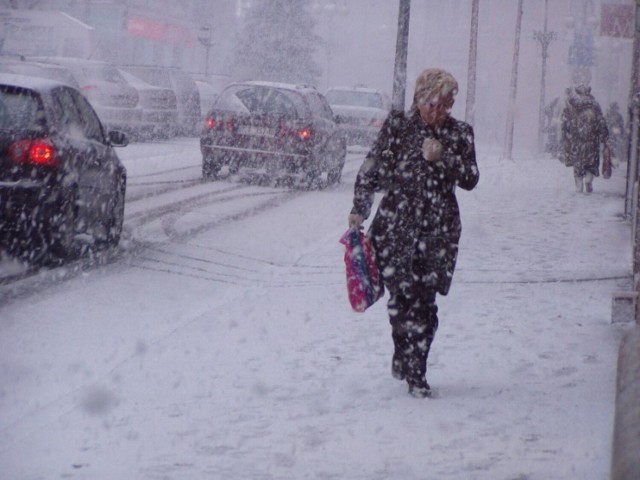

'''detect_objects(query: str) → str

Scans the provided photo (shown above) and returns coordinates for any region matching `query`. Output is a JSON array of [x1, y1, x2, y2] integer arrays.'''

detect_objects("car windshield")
[[216, 85, 305, 117], [326, 90, 384, 109], [0, 87, 45, 131]]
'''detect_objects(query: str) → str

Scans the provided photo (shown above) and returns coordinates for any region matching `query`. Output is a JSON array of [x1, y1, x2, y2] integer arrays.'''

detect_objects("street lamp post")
[[198, 24, 215, 77], [503, 0, 523, 161], [392, 0, 411, 112], [534, 0, 556, 153], [465, 0, 479, 126]]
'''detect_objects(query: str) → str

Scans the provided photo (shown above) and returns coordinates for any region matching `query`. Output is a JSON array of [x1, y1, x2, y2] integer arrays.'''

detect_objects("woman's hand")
[[422, 138, 443, 161]]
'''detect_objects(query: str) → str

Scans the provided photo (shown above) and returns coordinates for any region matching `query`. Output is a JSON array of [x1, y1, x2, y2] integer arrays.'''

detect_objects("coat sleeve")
[[351, 111, 404, 219], [449, 122, 479, 191]]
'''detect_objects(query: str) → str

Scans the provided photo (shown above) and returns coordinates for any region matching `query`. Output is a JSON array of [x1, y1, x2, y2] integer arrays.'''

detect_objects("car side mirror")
[[108, 130, 129, 147]]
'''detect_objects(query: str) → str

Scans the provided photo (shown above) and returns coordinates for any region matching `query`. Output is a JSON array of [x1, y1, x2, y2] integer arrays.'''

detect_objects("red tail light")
[[371, 119, 383, 129], [280, 124, 313, 141], [297, 127, 312, 140], [9, 139, 59, 167], [80, 85, 99, 101], [206, 116, 234, 131]]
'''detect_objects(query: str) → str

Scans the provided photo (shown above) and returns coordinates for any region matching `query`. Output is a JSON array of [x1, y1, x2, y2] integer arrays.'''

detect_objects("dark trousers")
[[388, 285, 439, 384]]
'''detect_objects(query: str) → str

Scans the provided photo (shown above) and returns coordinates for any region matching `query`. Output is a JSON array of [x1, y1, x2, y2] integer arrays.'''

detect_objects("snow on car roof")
[[326, 86, 382, 94], [0, 72, 66, 91], [240, 80, 319, 93]]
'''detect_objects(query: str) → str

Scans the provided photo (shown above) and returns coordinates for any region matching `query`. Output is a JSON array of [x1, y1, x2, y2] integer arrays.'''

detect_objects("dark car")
[[0, 74, 128, 264], [325, 86, 390, 146], [200, 81, 346, 188], [120, 65, 201, 136]]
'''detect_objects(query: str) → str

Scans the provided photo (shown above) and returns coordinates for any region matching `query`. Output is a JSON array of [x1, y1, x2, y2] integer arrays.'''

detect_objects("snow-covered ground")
[[0, 140, 634, 479]]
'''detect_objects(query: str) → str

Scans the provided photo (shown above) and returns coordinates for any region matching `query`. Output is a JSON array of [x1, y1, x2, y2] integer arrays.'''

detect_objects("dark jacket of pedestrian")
[[347, 68, 479, 398], [606, 102, 627, 162], [560, 85, 609, 178], [352, 109, 478, 296]]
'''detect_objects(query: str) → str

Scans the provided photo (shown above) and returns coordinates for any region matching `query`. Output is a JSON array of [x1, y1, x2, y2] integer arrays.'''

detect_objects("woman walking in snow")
[[560, 84, 610, 193], [347, 69, 479, 398]]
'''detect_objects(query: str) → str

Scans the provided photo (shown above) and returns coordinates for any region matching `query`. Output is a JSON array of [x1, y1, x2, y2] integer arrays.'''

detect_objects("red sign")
[[127, 16, 194, 46], [600, 4, 634, 38], [128, 16, 164, 40]]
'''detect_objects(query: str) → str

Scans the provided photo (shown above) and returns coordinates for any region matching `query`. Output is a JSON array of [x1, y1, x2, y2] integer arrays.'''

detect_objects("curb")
[[611, 325, 640, 480]]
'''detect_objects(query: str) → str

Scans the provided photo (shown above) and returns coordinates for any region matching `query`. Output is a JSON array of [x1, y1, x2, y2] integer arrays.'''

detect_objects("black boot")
[[408, 378, 432, 398], [405, 347, 431, 398], [391, 328, 410, 380]]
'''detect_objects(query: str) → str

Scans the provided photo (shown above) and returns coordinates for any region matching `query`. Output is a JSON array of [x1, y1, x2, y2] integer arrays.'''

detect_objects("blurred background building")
[[0, 0, 636, 154]]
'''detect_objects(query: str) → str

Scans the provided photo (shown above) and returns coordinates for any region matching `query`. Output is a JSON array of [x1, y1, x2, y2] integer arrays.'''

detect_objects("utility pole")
[[465, 0, 479, 126], [534, 0, 556, 153], [625, 0, 640, 218], [503, 0, 523, 161], [392, 0, 411, 112]]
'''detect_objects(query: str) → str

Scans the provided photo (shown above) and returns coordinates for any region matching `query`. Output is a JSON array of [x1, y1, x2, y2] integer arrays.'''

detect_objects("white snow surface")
[[0, 139, 634, 479]]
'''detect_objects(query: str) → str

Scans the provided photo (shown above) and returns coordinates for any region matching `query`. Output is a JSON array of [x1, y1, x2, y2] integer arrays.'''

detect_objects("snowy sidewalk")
[[0, 146, 635, 480]]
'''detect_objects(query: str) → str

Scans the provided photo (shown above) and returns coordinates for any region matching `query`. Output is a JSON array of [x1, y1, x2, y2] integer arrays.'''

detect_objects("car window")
[[0, 87, 45, 131], [216, 85, 306, 118], [305, 92, 334, 120], [70, 89, 105, 142], [50, 87, 87, 138]]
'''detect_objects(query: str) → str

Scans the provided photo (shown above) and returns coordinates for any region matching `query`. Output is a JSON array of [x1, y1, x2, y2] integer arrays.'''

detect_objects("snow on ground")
[[0, 142, 634, 479]]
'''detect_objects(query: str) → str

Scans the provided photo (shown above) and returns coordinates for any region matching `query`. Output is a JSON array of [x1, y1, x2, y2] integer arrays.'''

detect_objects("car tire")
[[327, 164, 343, 185], [327, 144, 346, 185], [304, 168, 321, 190], [46, 188, 78, 263], [103, 174, 126, 248], [202, 155, 222, 179], [228, 160, 240, 175]]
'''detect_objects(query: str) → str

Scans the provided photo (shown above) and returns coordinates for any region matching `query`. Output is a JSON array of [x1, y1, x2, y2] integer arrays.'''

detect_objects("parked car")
[[118, 68, 178, 139], [0, 57, 79, 88], [29, 56, 143, 139], [194, 80, 220, 120], [0, 73, 128, 264], [120, 65, 201, 136], [200, 81, 346, 188], [325, 86, 390, 146], [190, 73, 231, 119]]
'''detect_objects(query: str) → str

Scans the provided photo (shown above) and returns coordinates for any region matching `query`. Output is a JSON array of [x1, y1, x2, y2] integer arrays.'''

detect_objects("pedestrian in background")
[[560, 85, 610, 194], [347, 68, 480, 398], [605, 102, 627, 163]]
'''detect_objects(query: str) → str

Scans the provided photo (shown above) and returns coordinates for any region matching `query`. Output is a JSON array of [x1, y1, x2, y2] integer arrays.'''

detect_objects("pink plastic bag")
[[339, 228, 384, 312]]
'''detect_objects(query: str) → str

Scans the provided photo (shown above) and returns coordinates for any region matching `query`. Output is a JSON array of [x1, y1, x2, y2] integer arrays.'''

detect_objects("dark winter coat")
[[560, 86, 609, 176], [351, 110, 479, 296]]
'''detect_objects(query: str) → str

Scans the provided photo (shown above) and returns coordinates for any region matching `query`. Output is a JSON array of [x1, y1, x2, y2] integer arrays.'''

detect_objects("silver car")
[[325, 86, 390, 147], [118, 68, 178, 139], [120, 65, 201, 137], [30, 57, 143, 138]]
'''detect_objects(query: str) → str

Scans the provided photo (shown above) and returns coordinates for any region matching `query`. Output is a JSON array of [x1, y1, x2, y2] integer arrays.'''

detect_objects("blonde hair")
[[411, 68, 458, 112]]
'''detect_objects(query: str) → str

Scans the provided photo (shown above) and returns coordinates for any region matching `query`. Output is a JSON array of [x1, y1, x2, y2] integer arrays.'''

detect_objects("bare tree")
[[226, 0, 322, 86]]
